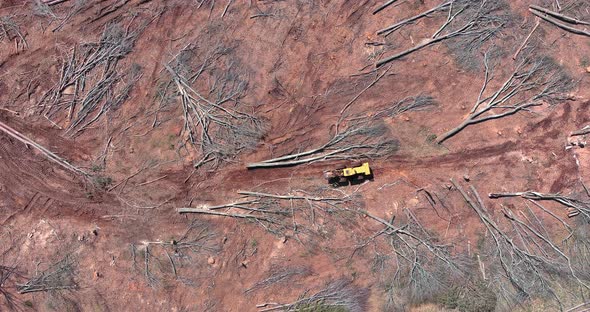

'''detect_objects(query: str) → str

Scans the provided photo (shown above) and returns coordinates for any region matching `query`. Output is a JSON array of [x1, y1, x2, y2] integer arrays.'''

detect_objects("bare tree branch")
[[17, 256, 77, 294], [247, 116, 398, 169], [437, 52, 572, 143], [376, 0, 508, 67], [530, 5, 590, 37]]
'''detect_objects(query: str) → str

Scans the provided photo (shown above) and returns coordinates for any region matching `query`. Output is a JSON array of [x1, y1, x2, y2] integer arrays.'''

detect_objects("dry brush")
[[375, 0, 509, 68], [247, 116, 399, 169], [437, 51, 572, 144], [39, 21, 146, 137], [453, 181, 590, 310], [161, 40, 264, 170]]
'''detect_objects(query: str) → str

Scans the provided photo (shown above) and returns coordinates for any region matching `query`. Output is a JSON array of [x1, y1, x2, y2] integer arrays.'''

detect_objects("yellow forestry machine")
[[324, 162, 373, 187]]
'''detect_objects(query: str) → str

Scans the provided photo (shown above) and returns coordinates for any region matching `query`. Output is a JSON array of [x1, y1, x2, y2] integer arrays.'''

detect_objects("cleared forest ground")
[[1, 1, 590, 311]]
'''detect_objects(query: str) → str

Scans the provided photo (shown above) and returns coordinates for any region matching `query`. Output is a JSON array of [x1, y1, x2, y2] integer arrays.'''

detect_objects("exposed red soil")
[[1, 1, 590, 311]]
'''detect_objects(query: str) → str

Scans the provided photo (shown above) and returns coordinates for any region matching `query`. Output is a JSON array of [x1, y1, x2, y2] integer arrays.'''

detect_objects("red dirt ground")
[[1, 0, 590, 311]]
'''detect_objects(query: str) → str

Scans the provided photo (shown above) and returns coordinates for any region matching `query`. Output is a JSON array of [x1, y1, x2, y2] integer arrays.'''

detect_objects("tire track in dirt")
[[223, 140, 518, 188], [386, 141, 518, 169], [236, 102, 580, 187], [0, 136, 110, 224]]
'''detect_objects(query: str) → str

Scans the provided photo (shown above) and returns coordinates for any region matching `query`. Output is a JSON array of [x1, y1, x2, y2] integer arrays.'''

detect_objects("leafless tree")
[[489, 191, 590, 220], [529, 4, 590, 37], [375, 94, 437, 118], [163, 42, 264, 170], [437, 51, 572, 143], [17, 256, 77, 294], [490, 189, 590, 287], [40, 22, 145, 136], [247, 116, 399, 169], [376, 0, 509, 67], [565, 216, 590, 286], [245, 266, 310, 294], [67, 63, 143, 136], [361, 207, 468, 308], [0, 16, 27, 49], [52, 0, 89, 32], [0, 265, 20, 310], [454, 181, 590, 309], [178, 188, 363, 243]]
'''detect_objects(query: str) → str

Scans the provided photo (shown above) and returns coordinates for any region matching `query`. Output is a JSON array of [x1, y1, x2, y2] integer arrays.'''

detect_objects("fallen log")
[[377, 2, 451, 36], [43, 0, 70, 5], [373, 0, 399, 15], [176, 208, 271, 221], [529, 5, 590, 26], [0, 121, 87, 176], [237, 191, 341, 202], [571, 125, 590, 137], [529, 8, 590, 37]]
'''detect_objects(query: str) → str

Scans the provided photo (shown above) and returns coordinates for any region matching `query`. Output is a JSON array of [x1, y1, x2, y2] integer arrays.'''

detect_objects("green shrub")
[[438, 281, 496, 312], [93, 175, 112, 190]]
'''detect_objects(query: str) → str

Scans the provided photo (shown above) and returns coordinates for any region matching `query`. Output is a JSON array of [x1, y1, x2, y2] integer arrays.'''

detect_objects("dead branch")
[[531, 4, 590, 24], [247, 116, 398, 169], [0, 265, 20, 309], [527, 200, 573, 234], [571, 125, 590, 137], [489, 191, 590, 219], [0, 16, 27, 50], [44, 0, 71, 6], [0, 120, 88, 176], [17, 256, 77, 294], [437, 51, 572, 144], [375, 94, 437, 118], [530, 6, 590, 37], [139, 220, 219, 285], [566, 302, 590, 312], [40, 22, 144, 136], [163, 42, 264, 170], [137, 175, 167, 186], [177, 208, 273, 221], [89, 0, 131, 24], [52, 0, 88, 32], [455, 181, 590, 308], [221, 0, 233, 18], [245, 266, 309, 294], [32, 0, 59, 20], [373, 0, 400, 15], [340, 65, 391, 115], [376, 0, 507, 67], [377, 1, 452, 36], [107, 160, 160, 193], [513, 20, 540, 60]]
